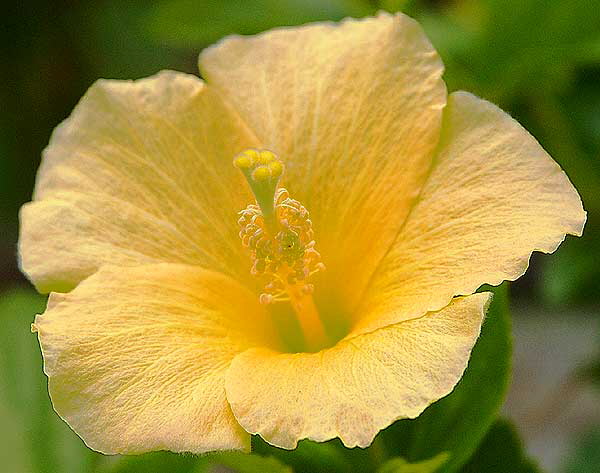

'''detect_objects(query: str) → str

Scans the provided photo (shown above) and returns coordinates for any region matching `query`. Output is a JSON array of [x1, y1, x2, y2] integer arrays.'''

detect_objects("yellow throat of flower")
[[234, 149, 328, 351]]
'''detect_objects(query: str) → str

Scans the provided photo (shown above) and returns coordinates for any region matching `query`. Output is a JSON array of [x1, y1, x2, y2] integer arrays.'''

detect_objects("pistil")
[[234, 149, 329, 351]]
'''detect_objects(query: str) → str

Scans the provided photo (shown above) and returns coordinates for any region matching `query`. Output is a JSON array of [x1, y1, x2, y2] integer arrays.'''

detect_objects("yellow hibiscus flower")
[[19, 13, 585, 455]]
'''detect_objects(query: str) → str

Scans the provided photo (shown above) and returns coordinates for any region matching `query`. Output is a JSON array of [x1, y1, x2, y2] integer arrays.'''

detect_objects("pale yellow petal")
[[200, 13, 447, 314], [355, 92, 586, 335], [20, 70, 260, 293], [33, 263, 277, 454], [225, 293, 489, 449]]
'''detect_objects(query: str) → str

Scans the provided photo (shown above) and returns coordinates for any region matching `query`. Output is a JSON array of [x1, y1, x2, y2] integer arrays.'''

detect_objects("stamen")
[[234, 149, 328, 351]]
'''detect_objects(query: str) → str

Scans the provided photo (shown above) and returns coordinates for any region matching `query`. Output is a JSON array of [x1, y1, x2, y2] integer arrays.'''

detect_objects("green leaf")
[[460, 419, 539, 473], [562, 427, 600, 473], [378, 453, 449, 473], [194, 451, 292, 473], [251, 437, 364, 473], [379, 0, 414, 14], [0, 288, 105, 473], [96, 452, 197, 473], [142, 0, 373, 49], [541, 224, 600, 306], [578, 358, 600, 389], [381, 284, 512, 473]]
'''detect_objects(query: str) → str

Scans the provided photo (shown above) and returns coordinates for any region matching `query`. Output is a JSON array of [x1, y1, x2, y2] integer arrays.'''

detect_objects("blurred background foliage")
[[1, 0, 599, 472]]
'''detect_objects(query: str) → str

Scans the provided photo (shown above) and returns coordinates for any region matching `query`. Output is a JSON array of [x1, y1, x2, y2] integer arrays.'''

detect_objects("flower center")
[[234, 149, 328, 351]]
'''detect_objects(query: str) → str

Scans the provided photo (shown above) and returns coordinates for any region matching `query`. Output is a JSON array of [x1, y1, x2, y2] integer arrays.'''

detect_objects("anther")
[[236, 183, 325, 304]]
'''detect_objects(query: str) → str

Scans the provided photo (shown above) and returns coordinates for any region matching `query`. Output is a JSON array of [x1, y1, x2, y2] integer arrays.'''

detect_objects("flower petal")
[[355, 92, 586, 335], [20, 70, 260, 293], [200, 13, 446, 313], [33, 263, 277, 454], [225, 293, 490, 449]]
